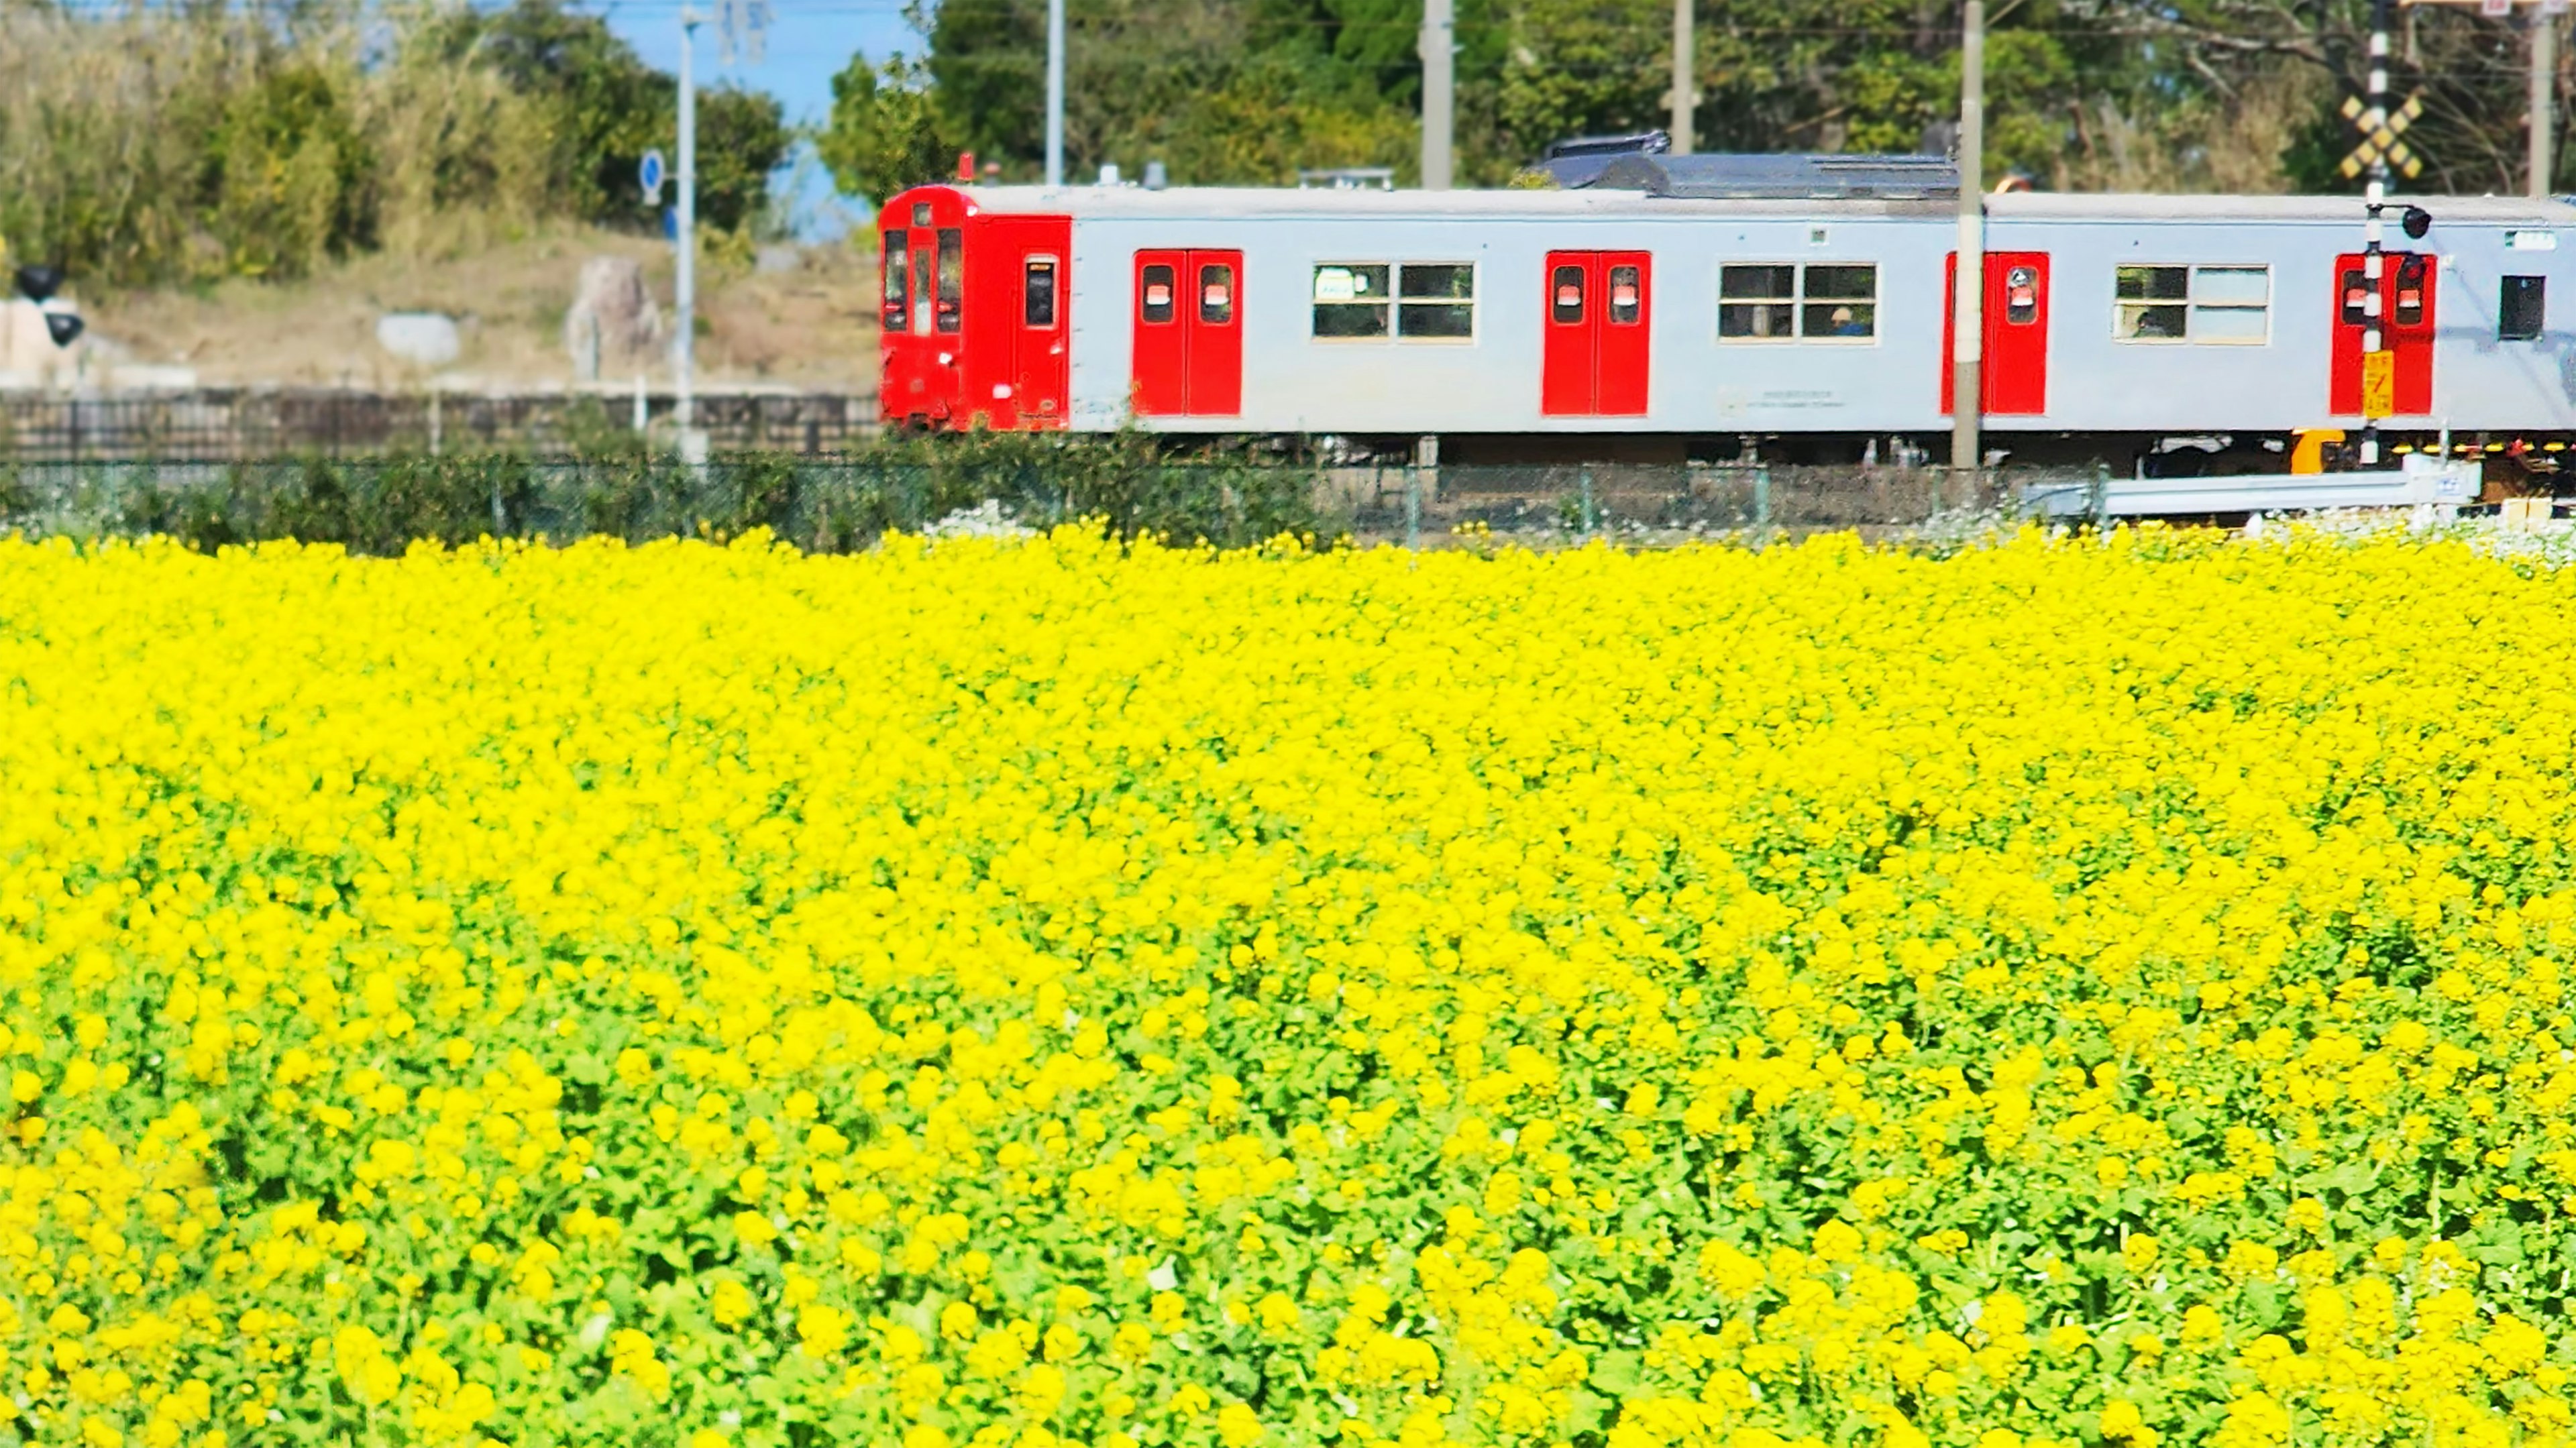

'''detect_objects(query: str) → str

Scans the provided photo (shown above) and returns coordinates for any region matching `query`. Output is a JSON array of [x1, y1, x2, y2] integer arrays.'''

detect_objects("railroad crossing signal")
[[2340, 92, 2426, 179]]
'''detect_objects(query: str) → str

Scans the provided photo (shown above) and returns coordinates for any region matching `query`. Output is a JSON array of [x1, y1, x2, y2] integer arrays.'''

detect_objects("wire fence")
[[0, 455, 2104, 554], [0, 391, 875, 460]]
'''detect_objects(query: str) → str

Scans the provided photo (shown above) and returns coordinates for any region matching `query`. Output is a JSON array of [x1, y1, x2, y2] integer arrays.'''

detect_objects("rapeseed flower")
[[0, 525, 2571, 1446]]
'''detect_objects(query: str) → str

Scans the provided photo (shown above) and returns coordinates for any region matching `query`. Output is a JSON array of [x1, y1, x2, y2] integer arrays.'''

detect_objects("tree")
[[695, 86, 793, 234], [425, 0, 787, 230], [819, 56, 957, 205]]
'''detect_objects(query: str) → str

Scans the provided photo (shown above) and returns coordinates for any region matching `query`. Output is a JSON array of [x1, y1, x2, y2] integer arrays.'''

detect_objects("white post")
[[1044, 0, 1067, 186], [1671, 0, 1696, 154], [2536, 8, 2557, 197], [675, 8, 699, 438], [1951, 0, 1984, 479], [1420, 0, 1454, 189]]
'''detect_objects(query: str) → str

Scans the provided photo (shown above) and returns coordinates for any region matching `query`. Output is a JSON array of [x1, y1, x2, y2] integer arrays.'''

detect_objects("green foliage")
[[823, 0, 2576, 198], [819, 57, 959, 204], [209, 64, 375, 278], [0, 0, 790, 289], [10, 433, 1328, 556], [425, 0, 791, 233], [696, 87, 796, 235], [425, 0, 673, 225]]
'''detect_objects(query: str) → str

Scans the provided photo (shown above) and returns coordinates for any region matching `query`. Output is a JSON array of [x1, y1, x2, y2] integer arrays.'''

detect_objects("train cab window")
[[1024, 257, 1059, 327], [1397, 263, 1476, 339], [1312, 264, 1391, 337], [934, 229, 963, 333], [883, 233, 910, 331], [1140, 264, 1177, 323], [2118, 264, 2267, 343], [1719, 264, 1794, 338], [2503, 274, 2546, 341], [1551, 266, 1585, 323], [1607, 265, 1642, 325], [2339, 268, 2371, 327], [912, 203, 933, 227], [1199, 264, 1235, 325], [910, 242, 932, 337], [1803, 264, 1876, 339]]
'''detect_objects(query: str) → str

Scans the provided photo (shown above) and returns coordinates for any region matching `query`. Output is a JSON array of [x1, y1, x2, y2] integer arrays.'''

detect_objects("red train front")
[[879, 186, 1071, 430]]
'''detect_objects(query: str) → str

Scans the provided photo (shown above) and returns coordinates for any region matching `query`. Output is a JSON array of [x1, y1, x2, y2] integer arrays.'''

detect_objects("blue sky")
[[597, 0, 919, 237]]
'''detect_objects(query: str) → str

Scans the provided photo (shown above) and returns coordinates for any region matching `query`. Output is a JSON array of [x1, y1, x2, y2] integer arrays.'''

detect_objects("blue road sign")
[[640, 150, 667, 202]]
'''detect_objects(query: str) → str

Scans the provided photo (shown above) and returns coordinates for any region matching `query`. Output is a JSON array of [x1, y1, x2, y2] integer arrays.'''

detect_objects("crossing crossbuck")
[[2339, 92, 2426, 179]]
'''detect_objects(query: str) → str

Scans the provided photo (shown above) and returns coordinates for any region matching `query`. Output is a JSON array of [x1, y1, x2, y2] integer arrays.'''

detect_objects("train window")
[[1140, 265, 1176, 323], [1607, 265, 1642, 325], [911, 241, 933, 337], [1718, 264, 1794, 339], [1397, 263, 1475, 339], [2502, 275, 2546, 341], [934, 229, 963, 333], [2114, 266, 2188, 339], [1199, 264, 1235, 325], [2117, 264, 2267, 343], [1312, 264, 1391, 337], [2340, 269, 2371, 327], [1551, 266, 1585, 323], [1801, 264, 1876, 339], [912, 203, 933, 227], [883, 233, 910, 331], [2191, 266, 2269, 342], [1024, 257, 1059, 328]]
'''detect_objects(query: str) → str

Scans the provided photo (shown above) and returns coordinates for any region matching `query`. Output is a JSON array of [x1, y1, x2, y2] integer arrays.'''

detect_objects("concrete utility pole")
[[1951, 0, 1984, 478], [1672, 0, 1696, 154], [1044, 0, 1067, 186], [2534, 7, 2557, 197], [675, 7, 699, 439], [1421, 0, 1454, 189]]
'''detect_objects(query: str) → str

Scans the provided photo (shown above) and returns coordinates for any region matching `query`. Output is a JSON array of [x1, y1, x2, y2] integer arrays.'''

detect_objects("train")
[[877, 159, 2576, 468]]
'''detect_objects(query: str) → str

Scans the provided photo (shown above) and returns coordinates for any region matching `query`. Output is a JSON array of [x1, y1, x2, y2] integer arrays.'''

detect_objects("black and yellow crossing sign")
[[2340, 92, 2427, 179]]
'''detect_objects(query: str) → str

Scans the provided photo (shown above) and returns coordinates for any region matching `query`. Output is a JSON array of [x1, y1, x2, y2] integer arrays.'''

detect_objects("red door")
[[2330, 251, 2436, 417], [1131, 249, 1242, 416], [981, 217, 1069, 429], [1189, 253, 1243, 415], [1941, 252, 2050, 416], [1542, 251, 1652, 416]]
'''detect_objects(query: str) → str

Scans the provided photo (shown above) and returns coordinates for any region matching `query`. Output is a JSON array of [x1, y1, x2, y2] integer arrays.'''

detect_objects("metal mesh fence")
[[0, 457, 2100, 555], [0, 392, 873, 461]]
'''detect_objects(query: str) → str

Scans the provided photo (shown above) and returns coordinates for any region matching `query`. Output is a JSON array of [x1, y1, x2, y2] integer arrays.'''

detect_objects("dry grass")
[[2057, 65, 2320, 194], [84, 224, 883, 394]]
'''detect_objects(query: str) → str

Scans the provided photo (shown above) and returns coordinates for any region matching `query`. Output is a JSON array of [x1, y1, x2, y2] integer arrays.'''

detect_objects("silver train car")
[[877, 181, 2576, 464]]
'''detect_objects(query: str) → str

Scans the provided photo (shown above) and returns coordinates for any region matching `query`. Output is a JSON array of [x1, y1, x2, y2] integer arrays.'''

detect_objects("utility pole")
[[2361, 0, 2392, 466], [1044, 0, 1067, 186], [1951, 0, 1984, 480], [1671, 0, 1696, 154], [1421, 0, 1454, 189], [2534, 5, 2557, 197], [675, 7, 700, 444]]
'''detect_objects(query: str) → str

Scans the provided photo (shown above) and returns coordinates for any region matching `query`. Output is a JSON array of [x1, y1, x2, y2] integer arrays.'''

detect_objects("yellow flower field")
[[1, 526, 2573, 1448]]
